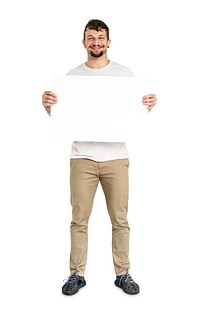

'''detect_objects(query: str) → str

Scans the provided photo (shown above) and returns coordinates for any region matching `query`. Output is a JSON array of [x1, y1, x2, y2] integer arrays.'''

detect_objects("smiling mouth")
[[89, 46, 104, 57], [91, 49, 102, 53], [90, 45, 104, 50]]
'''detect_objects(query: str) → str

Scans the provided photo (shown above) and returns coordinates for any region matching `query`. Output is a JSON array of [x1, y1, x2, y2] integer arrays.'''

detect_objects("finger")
[[42, 91, 57, 102], [142, 97, 157, 106], [43, 96, 57, 103], [42, 93, 58, 107], [44, 91, 57, 98], [142, 99, 155, 105], [142, 94, 156, 101], [142, 94, 156, 100], [43, 94, 58, 102]]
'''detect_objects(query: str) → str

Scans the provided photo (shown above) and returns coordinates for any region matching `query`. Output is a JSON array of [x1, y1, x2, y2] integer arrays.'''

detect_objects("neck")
[[85, 55, 110, 69]]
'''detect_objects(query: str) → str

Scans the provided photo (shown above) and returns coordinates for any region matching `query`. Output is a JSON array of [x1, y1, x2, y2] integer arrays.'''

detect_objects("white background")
[[0, 0, 200, 308]]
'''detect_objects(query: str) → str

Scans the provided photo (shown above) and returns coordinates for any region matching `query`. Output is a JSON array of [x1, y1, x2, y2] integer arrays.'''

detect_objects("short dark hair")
[[83, 19, 109, 40]]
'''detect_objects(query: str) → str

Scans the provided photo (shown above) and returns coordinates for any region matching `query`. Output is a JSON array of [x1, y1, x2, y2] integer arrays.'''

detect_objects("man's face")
[[83, 28, 111, 58]]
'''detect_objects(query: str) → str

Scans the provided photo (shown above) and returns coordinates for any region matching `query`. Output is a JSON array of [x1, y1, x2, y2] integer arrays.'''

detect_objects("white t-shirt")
[[67, 61, 134, 162]]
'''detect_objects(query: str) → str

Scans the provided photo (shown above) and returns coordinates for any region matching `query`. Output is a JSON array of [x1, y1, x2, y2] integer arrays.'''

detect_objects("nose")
[[93, 38, 100, 45]]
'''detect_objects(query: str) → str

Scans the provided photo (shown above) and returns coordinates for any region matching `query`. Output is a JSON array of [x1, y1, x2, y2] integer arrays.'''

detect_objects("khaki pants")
[[70, 158, 130, 276]]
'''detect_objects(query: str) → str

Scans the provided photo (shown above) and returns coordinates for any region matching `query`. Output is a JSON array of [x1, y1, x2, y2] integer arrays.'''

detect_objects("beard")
[[88, 44, 105, 58], [89, 50, 104, 58]]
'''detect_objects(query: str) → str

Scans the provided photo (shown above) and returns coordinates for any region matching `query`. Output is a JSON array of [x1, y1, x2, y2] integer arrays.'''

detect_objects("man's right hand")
[[42, 91, 58, 107]]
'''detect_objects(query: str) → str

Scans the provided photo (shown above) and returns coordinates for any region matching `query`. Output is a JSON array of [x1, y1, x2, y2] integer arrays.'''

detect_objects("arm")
[[42, 91, 58, 116]]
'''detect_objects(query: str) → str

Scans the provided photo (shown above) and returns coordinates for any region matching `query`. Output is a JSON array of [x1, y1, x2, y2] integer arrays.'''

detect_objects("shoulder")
[[67, 64, 85, 76], [110, 61, 134, 76]]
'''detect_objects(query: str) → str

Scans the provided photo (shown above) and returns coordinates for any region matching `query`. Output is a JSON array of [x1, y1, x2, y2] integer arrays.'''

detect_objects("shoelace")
[[63, 272, 78, 286], [119, 273, 134, 285]]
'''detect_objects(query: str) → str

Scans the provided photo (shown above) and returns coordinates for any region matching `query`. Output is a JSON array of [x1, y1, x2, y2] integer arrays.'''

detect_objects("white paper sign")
[[50, 76, 152, 142]]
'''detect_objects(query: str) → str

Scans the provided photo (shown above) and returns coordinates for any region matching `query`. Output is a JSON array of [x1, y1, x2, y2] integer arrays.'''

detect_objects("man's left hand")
[[142, 94, 157, 112]]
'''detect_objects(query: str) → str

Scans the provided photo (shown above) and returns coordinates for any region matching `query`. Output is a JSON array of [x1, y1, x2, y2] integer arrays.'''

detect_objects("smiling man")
[[42, 19, 157, 296]]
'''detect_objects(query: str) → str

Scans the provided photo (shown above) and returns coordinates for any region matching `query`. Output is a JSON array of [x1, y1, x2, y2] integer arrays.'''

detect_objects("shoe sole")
[[62, 281, 86, 296], [114, 280, 140, 295]]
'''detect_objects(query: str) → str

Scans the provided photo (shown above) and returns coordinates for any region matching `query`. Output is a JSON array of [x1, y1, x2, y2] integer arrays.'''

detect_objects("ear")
[[82, 39, 86, 49], [107, 39, 111, 48]]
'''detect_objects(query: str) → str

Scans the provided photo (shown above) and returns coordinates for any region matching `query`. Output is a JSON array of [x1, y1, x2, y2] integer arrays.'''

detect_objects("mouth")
[[89, 45, 105, 57], [90, 45, 104, 52]]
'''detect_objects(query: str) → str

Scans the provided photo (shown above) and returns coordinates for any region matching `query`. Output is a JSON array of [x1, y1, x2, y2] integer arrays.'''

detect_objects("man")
[[42, 19, 157, 296]]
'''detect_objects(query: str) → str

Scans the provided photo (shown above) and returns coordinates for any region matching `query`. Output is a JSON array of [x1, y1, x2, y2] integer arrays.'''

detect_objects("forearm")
[[44, 105, 51, 116]]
